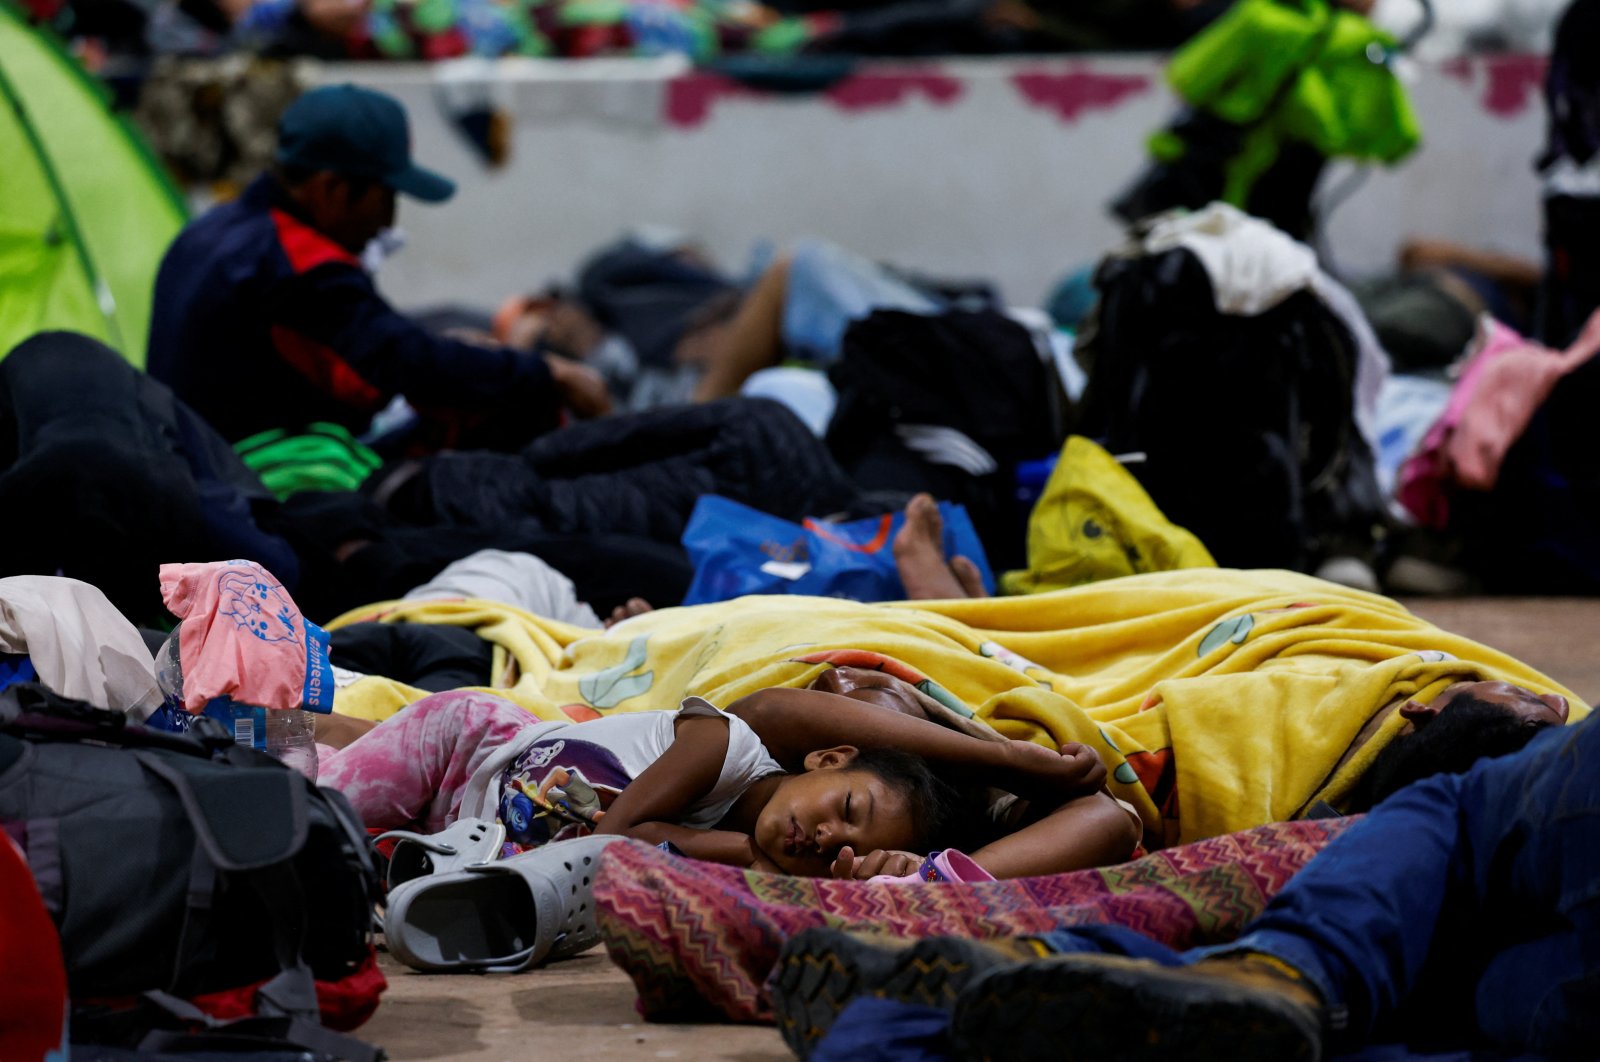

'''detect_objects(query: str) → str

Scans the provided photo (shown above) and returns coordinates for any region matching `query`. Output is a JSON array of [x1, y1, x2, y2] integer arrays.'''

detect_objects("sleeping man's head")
[[1348, 681, 1570, 811]]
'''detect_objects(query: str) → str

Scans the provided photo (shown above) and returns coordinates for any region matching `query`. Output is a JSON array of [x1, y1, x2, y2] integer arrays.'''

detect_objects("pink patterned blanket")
[[594, 818, 1352, 1022]]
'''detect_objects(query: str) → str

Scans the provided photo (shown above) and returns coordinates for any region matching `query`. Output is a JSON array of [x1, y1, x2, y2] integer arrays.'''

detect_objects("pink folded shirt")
[[158, 559, 334, 715], [1398, 310, 1600, 528]]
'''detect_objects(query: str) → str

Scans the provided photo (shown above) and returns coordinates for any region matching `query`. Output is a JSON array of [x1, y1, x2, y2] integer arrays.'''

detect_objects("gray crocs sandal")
[[383, 834, 622, 973], [374, 817, 507, 891]]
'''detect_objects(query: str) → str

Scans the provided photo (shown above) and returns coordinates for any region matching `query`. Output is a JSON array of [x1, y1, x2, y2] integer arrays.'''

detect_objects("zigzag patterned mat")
[[593, 818, 1353, 1022]]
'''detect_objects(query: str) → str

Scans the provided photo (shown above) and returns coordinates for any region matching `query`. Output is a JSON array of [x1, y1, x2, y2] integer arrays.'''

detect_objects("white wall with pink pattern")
[[325, 52, 1550, 312]]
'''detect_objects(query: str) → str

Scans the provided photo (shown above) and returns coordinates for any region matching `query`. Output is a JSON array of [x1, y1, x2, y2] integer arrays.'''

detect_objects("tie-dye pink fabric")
[[319, 690, 531, 832]]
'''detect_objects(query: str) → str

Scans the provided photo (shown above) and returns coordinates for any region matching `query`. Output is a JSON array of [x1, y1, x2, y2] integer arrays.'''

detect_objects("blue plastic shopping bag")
[[681, 495, 994, 606]]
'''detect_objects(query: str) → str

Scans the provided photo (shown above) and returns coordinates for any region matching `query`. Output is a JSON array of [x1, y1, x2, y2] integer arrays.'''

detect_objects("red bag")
[[0, 834, 68, 1062]]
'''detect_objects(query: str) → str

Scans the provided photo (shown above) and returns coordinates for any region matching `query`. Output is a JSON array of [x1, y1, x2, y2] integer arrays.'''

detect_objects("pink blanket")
[[593, 818, 1352, 1022]]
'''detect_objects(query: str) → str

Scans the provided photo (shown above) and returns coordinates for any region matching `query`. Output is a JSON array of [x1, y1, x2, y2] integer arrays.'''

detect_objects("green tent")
[[0, 3, 187, 366]]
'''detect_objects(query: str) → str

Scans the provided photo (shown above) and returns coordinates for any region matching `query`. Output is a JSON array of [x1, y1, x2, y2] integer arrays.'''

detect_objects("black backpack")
[[0, 683, 384, 1060], [1076, 248, 1383, 571], [827, 308, 1072, 571]]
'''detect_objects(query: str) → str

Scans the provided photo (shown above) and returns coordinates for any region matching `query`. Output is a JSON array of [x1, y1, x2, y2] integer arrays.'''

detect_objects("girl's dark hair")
[[1345, 696, 1552, 812], [848, 746, 961, 853]]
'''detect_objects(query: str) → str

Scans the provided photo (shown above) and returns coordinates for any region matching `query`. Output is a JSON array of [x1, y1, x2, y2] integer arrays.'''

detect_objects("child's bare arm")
[[623, 821, 778, 869], [591, 715, 787, 868], [729, 686, 1105, 802]]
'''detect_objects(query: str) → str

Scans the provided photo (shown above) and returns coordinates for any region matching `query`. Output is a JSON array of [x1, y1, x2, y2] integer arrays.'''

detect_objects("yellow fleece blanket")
[[327, 569, 1587, 846]]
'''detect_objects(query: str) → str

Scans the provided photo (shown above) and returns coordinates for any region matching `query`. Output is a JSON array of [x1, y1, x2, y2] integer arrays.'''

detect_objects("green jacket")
[[1156, 0, 1421, 205]]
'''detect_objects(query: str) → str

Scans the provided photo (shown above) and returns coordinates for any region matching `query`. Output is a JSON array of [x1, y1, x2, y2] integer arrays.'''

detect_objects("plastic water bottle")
[[263, 710, 319, 781], [155, 633, 319, 781]]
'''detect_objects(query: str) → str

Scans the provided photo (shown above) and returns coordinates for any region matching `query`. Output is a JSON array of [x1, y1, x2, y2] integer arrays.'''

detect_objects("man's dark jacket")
[[147, 175, 559, 446]]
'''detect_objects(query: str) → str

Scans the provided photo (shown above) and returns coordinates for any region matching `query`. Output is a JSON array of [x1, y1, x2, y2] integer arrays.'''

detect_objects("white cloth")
[[405, 549, 602, 629], [459, 696, 782, 829], [1543, 156, 1600, 198], [1008, 306, 1088, 402], [894, 424, 999, 477], [1139, 202, 1390, 454], [1372, 373, 1453, 515], [1141, 203, 1319, 317], [741, 367, 838, 436], [1309, 272, 1392, 454], [0, 576, 162, 718]]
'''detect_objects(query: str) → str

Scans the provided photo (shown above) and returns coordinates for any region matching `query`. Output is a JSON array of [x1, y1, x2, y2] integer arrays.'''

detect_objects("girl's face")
[[752, 749, 918, 877]]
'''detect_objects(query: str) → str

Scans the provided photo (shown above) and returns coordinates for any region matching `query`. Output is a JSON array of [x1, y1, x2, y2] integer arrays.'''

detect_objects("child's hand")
[[829, 846, 924, 880], [1002, 739, 1108, 802]]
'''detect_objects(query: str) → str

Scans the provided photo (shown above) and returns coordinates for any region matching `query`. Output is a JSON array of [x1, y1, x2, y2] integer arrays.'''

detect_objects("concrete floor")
[[1401, 598, 1600, 704], [361, 597, 1600, 1062], [364, 951, 788, 1062]]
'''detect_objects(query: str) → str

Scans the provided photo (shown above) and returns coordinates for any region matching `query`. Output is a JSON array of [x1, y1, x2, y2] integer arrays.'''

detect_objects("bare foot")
[[891, 493, 988, 600], [950, 554, 988, 598], [606, 597, 654, 629]]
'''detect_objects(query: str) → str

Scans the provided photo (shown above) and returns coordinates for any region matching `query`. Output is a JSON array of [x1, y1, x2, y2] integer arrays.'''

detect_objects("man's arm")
[[728, 686, 1106, 803], [269, 264, 565, 431], [623, 821, 773, 867], [967, 793, 1142, 878]]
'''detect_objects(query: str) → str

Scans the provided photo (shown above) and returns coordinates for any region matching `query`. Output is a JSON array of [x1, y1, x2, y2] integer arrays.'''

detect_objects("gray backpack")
[[0, 682, 384, 1059]]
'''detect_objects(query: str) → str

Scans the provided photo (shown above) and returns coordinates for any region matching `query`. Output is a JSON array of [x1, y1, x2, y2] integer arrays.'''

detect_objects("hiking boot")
[[771, 928, 1042, 1058], [949, 951, 1326, 1062]]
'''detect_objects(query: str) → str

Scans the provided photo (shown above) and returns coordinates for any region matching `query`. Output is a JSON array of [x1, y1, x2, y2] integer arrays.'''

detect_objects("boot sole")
[[771, 930, 1020, 1058], [772, 928, 903, 1058], [950, 955, 1323, 1062]]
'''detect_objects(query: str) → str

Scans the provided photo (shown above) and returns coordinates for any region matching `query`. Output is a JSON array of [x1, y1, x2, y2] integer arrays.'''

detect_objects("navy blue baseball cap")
[[276, 84, 456, 203]]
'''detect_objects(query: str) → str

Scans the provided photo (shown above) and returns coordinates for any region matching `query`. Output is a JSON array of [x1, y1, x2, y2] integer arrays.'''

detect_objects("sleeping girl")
[[319, 668, 1139, 880], [318, 671, 1140, 973], [321, 687, 947, 875]]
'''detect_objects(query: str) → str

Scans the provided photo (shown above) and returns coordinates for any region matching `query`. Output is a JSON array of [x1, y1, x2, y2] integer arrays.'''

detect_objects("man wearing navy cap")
[[148, 83, 609, 450]]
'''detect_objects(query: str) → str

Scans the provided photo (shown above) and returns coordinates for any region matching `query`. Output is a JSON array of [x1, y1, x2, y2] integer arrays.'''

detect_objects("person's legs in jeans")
[[1200, 715, 1600, 1050], [1197, 775, 1470, 1038], [780, 237, 941, 364], [685, 238, 940, 402], [1456, 713, 1600, 1051], [947, 716, 1599, 1059], [319, 690, 533, 832]]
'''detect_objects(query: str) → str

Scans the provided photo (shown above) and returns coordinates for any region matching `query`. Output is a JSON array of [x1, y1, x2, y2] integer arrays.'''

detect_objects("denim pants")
[[780, 238, 941, 364], [1213, 715, 1599, 1053]]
